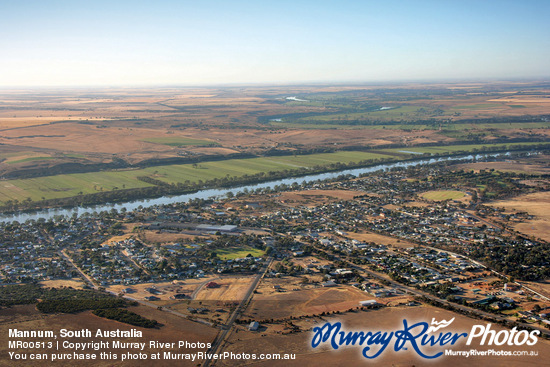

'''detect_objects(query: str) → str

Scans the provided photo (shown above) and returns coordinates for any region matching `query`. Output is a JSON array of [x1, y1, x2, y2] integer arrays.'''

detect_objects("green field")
[[0, 171, 155, 203], [6, 156, 56, 164], [270, 121, 550, 131], [215, 246, 266, 260], [0, 151, 394, 204], [422, 190, 465, 201], [381, 141, 550, 155], [451, 103, 504, 110], [442, 122, 550, 130], [268, 121, 436, 130], [296, 106, 424, 122], [1, 142, 548, 206], [142, 137, 219, 146]]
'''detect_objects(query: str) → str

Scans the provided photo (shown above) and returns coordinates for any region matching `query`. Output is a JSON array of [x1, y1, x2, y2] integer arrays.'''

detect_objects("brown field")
[[220, 305, 550, 367], [522, 279, 550, 301], [454, 160, 550, 175], [247, 279, 399, 320], [1, 82, 548, 179], [193, 276, 255, 301], [488, 191, 550, 242], [107, 278, 218, 301], [39, 279, 86, 289], [0, 304, 217, 367]]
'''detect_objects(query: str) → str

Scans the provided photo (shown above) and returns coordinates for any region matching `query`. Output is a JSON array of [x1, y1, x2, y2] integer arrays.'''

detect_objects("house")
[[503, 283, 519, 292], [249, 321, 259, 331], [145, 287, 161, 295], [360, 300, 381, 308], [172, 293, 188, 300]]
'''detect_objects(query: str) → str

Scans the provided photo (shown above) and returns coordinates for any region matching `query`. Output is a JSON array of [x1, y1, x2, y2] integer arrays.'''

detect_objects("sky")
[[1, 0, 549, 87]]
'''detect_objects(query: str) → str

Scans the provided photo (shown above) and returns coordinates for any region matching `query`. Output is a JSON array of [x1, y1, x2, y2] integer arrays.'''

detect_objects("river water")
[[0, 153, 508, 223]]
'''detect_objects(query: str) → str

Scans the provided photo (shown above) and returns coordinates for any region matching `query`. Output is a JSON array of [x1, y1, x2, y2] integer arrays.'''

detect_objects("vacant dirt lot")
[[248, 279, 393, 320], [346, 230, 417, 248], [193, 276, 255, 302], [522, 279, 550, 301], [489, 191, 550, 242], [107, 278, 217, 301], [39, 279, 86, 289]]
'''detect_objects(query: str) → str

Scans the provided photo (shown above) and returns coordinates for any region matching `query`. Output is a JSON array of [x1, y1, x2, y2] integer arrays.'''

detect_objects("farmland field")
[[0, 151, 394, 204], [380, 141, 550, 155], [269, 121, 550, 130], [0, 83, 548, 209], [0, 142, 548, 206], [488, 191, 550, 242], [142, 137, 219, 146]]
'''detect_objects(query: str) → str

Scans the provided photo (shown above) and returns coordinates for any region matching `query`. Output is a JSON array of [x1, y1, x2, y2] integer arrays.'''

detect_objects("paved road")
[[191, 277, 221, 299], [203, 257, 273, 367], [321, 246, 550, 337], [58, 248, 97, 288], [58, 244, 217, 328]]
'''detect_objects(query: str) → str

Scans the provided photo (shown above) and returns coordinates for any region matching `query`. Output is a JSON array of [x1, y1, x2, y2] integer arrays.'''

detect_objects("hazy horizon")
[[1, 0, 549, 87]]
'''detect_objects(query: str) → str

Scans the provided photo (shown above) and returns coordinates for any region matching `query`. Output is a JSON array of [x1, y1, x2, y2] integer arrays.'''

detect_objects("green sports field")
[[421, 190, 466, 201]]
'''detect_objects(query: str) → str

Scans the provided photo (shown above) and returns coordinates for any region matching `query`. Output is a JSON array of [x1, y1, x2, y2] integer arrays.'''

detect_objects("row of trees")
[[92, 308, 158, 328]]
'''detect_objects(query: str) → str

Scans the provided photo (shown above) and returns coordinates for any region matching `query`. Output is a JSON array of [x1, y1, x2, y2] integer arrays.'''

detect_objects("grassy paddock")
[[0, 151, 392, 204], [295, 106, 429, 122], [381, 141, 550, 155], [6, 156, 56, 164], [215, 247, 266, 260]]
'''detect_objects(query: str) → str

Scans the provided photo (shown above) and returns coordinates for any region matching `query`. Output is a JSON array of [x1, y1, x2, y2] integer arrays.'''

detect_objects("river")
[[0, 152, 510, 223]]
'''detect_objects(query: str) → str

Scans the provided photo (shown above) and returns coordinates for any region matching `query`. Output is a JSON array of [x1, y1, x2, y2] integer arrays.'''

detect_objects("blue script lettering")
[[311, 320, 467, 360], [395, 320, 443, 359]]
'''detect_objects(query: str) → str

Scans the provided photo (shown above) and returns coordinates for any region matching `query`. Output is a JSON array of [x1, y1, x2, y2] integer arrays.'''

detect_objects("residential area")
[[1, 160, 549, 333]]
